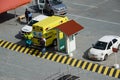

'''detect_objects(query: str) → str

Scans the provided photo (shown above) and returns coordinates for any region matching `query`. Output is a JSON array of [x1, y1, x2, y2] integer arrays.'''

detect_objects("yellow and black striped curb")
[[0, 39, 120, 79]]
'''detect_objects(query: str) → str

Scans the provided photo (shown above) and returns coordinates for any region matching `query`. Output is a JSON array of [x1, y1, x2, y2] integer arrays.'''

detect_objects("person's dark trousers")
[[41, 47, 46, 54], [28, 17, 32, 22]]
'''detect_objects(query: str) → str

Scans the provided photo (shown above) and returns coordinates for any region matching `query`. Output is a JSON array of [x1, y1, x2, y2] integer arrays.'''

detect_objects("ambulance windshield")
[[28, 20, 38, 26]]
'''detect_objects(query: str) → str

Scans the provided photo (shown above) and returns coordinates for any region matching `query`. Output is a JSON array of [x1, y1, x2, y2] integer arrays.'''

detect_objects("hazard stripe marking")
[[74, 60, 80, 67], [57, 55, 63, 63], [7, 42, 14, 49], [59, 56, 65, 63], [95, 65, 101, 72], [109, 68, 115, 77], [0, 39, 120, 79], [0, 40, 5, 46], [61, 56, 67, 64], [106, 67, 111, 75], [15, 45, 21, 52], [51, 54, 58, 61], [32, 50, 39, 57], [76, 60, 82, 68], [98, 65, 103, 74], [84, 62, 90, 69], [4, 42, 11, 48], [11, 44, 17, 51], [112, 69, 117, 77], [53, 54, 59, 61], [42, 52, 48, 59], [36, 52, 42, 58], [71, 59, 77, 67], [92, 64, 98, 72], [69, 58, 75, 66], [46, 53, 53, 60], [115, 70, 120, 78], [2, 41, 9, 48], [66, 57, 72, 65], [87, 62, 93, 71], [81, 61, 88, 69]]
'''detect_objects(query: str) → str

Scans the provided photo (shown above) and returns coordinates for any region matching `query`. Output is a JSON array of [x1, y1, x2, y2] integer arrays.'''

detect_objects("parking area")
[[0, 0, 120, 80], [63, 0, 120, 67]]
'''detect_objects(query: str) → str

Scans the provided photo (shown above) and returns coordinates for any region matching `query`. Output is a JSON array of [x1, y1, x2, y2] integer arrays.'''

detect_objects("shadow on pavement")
[[0, 12, 17, 23]]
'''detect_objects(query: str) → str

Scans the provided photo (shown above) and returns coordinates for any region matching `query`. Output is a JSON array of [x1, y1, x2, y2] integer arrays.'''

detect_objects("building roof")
[[0, 0, 31, 14], [57, 20, 84, 36]]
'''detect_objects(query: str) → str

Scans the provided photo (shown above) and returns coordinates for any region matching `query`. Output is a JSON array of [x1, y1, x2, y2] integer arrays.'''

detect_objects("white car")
[[88, 35, 120, 61], [20, 15, 48, 37]]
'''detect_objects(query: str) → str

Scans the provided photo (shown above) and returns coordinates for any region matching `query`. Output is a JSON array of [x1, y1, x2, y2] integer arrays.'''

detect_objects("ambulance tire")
[[53, 39, 57, 46]]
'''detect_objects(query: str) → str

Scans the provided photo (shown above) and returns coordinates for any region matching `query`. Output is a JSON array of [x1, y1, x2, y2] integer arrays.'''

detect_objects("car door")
[[37, 0, 45, 10], [45, 0, 51, 11], [106, 41, 113, 55], [112, 39, 119, 48]]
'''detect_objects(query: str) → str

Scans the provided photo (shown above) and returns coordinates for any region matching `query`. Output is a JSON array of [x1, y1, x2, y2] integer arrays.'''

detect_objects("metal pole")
[[14, 9, 17, 25]]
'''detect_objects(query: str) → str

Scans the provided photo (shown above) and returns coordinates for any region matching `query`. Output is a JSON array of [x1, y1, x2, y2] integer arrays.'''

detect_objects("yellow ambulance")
[[32, 16, 69, 46]]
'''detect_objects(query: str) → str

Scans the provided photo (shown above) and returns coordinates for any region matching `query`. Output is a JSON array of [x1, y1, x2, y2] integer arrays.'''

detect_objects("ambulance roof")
[[32, 15, 48, 21], [33, 16, 68, 29]]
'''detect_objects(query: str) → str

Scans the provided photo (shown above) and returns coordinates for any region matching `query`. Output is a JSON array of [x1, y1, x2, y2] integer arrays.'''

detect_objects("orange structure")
[[0, 0, 31, 14]]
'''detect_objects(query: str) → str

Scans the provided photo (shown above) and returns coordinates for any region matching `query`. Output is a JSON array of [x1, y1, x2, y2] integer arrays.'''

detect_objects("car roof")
[[32, 15, 48, 21], [99, 35, 119, 42]]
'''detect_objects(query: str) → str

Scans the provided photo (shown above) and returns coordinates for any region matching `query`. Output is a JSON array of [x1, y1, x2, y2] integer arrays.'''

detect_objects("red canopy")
[[0, 0, 31, 14], [57, 20, 84, 36]]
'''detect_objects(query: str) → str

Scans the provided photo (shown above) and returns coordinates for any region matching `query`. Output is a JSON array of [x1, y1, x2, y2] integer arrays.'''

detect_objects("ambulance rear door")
[[44, 29, 56, 46]]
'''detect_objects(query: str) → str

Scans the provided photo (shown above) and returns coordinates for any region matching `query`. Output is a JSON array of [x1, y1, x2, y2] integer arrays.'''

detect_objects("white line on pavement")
[[113, 9, 120, 13], [67, 13, 120, 26], [72, 3, 97, 8]]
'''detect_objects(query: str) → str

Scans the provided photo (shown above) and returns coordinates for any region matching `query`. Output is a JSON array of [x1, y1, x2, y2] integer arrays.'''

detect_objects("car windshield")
[[93, 41, 107, 50], [28, 20, 38, 26], [49, 0, 62, 6]]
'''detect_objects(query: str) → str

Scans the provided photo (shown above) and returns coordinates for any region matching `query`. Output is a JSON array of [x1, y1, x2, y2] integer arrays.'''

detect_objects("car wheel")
[[104, 54, 108, 61]]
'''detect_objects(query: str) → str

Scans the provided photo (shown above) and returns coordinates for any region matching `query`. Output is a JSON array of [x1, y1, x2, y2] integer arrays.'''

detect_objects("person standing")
[[25, 8, 30, 24], [24, 32, 33, 47], [40, 37, 46, 54], [28, 11, 32, 22]]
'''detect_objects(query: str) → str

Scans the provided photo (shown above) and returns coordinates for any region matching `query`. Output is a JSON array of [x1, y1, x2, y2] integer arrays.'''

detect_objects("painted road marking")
[[0, 39, 120, 79], [71, 59, 77, 67], [103, 67, 109, 75], [66, 57, 72, 65], [51, 54, 58, 61], [87, 62, 93, 71], [67, 13, 120, 26], [46, 53, 53, 60], [81, 61, 88, 69]]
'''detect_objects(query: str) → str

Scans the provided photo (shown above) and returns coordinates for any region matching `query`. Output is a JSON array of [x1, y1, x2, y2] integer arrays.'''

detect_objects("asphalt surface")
[[0, 0, 120, 80]]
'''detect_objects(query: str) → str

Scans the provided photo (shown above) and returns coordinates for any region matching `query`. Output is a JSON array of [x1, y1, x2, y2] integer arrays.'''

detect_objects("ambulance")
[[32, 15, 69, 46], [20, 15, 48, 37]]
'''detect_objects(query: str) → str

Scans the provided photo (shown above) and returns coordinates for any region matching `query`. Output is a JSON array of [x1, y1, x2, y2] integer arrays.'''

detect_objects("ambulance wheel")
[[53, 39, 57, 46]]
